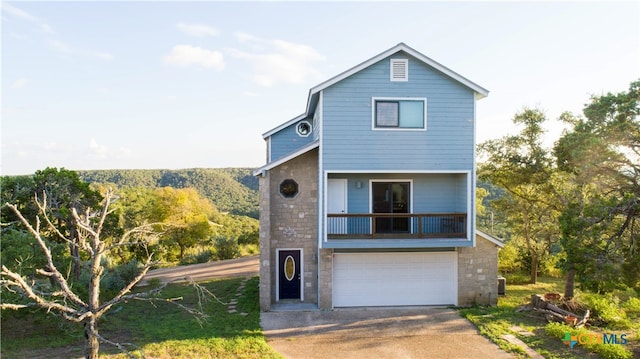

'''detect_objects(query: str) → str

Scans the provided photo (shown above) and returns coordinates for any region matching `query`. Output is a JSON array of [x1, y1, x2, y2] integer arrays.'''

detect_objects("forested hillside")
[[78, 168, 259, 218]]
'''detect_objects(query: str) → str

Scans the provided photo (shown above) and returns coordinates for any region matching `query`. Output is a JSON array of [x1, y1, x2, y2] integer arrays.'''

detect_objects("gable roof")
[[305, 42, 489, 115], [311, 42, 489, 98], [476, 230, 505, 247], [262, 43, 489, 140]]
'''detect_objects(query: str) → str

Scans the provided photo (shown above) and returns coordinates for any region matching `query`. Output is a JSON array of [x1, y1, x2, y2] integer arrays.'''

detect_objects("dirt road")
[[142, 255, 259, 284]]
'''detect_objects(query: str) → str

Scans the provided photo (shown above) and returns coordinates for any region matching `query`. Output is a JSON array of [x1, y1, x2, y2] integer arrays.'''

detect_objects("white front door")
[[327, 179, 348, 234]]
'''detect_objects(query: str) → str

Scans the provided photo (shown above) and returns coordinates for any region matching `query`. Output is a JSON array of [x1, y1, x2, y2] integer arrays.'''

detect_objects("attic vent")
[[390, 59, 408, 82]]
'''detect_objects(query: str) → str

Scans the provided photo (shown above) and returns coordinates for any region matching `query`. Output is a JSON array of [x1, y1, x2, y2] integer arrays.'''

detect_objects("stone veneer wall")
[[259, 149, 318, 311], [318, 248, 333, 309], [457, 234, 500, 306]]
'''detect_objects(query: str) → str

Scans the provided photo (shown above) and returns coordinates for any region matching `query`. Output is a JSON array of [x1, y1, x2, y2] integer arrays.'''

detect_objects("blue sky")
[[2, 1, 639, 176]]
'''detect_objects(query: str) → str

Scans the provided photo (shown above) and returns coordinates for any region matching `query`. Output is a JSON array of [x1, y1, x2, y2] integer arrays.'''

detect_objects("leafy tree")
[[476, 179, 509, 238], [0, 175, 36, 225], [107, 186, 159, 264], [554, 80, 640, 297], [214, 214, 259, 245], [151, 187, 218, 260], [479, 108, 560, 283], [1, 190, 214, 358], [30, 168, 103, 280], [78, 168, 259, 218]]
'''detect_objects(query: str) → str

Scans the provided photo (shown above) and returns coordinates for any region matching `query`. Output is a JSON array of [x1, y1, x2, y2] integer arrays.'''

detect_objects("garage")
[[333, 252, 457, 307]]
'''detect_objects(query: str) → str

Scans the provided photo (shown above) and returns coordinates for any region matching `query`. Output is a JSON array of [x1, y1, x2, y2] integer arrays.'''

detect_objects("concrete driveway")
[[261, 307, 515, 359], [144, 258, 513, 358]]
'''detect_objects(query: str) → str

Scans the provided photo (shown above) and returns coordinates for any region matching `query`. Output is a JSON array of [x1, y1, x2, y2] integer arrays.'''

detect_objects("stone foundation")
[[457, 233, 501, 306]]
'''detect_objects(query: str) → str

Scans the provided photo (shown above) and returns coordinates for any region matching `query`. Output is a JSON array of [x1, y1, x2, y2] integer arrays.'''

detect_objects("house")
[[254, 43, 503, 310]]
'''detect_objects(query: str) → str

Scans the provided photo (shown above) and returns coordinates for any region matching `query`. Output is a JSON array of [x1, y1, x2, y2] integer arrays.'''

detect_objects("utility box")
[[498, 276, 506, 296]]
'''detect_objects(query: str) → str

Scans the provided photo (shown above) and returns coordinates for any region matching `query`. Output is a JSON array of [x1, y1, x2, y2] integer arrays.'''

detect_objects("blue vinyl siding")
[[323, 172, 471, 249], [269, 122, 315, 162], [321, 53, 475, 171], [329, 173, 468, 214]]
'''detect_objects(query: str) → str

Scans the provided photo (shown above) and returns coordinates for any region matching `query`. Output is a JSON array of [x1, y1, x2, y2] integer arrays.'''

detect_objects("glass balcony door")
[[371, 181, 410, 233]]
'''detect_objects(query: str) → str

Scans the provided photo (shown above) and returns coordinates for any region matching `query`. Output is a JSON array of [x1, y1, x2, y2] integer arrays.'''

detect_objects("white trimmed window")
[[390, 59, 408, 82], [372, 97, 427, 130], [296, 120, 312, 137]]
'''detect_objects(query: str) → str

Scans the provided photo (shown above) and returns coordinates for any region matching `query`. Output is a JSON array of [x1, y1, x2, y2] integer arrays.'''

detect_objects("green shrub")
[[195, 250, 214, 263], [504, 272, 531, 285], [498, 240, 522, 274], [579, 293, 629, 328], [544, 322, 567, 338], [545, 322, 632, 359], [101, 272, 126, 293], [621, 297, 640, 319], [78, 260, 143, 296], [179, 249, 215, 265], [237, 229, 259, 245], [594, 343, 634, 359], [0, 229, 70, 276], [213, 236, 240, 260]]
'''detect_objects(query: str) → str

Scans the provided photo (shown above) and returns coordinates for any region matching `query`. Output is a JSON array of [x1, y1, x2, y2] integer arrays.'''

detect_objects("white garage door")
[[333, 252, 457, 307]]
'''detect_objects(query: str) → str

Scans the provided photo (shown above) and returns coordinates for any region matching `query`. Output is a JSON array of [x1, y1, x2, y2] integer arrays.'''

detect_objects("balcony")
[[327, 213, 467, 240]]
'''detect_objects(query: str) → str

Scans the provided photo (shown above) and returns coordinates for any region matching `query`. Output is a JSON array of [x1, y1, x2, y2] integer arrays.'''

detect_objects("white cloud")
[[40, 23, 55, 34], [89, 138, 109, 159], [3, 3, 55, 35], [48, 39, 114, 61], [164, 45, 224, 70], [176, 23, 219, 37], [117, 147, 132, 158], [2, 3, 38, 22], [11, 78, 29, 89], [227, 34, 325, 87], [235, 32, 259, 43], [94, 51, 114, 61], [49, 39, 72, 53], [9, 32, 27, 40]]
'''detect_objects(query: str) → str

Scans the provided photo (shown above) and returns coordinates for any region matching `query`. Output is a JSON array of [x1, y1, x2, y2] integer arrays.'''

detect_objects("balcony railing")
[[327, 213, 467, 239]]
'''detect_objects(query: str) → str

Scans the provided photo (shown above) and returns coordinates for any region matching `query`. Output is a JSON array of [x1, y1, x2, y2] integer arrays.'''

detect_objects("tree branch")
[[4, 203, 88, 308], [1, 265, 84, 316]]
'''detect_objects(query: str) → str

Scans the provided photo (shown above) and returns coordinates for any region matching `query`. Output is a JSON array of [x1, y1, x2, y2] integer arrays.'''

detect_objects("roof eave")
[[261, 113, 307, 139], [475, 229, 505, 247], [306, 42, 489, 104], [253, 140, 320, 176]]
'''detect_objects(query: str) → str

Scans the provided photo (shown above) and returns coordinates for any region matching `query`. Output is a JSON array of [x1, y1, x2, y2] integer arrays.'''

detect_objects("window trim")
[[369, 179, 414, 234], [279, 179, 300, 199], [371, 97, 427, 131], [296, 120, 312, 137], [390, 58, 408, 82]]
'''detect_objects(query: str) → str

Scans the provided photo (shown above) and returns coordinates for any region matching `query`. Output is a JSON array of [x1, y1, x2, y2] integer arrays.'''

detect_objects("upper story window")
[[372, 97, 427, 130], [296, 120, 312, 137], [390, 59, 408, 82]]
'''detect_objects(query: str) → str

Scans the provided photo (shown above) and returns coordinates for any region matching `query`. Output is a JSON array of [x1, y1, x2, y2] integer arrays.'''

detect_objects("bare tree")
[[1, 190, 217, 359]]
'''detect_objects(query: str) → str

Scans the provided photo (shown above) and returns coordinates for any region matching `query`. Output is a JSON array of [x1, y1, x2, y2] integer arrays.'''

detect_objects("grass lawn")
[[459, 276, 639, 359], [1, 276, 282, 359]]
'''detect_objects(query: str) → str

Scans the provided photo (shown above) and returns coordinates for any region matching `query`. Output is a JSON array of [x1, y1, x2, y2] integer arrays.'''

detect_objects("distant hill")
[[78, 168, 259, 218]]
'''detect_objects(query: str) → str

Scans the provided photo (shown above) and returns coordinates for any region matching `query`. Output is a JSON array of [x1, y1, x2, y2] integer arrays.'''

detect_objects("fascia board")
[[261, 113, 307, 139], [475, 229, 506, 247], [305, 42, 489, 111], [252, 140, 319, 176]]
